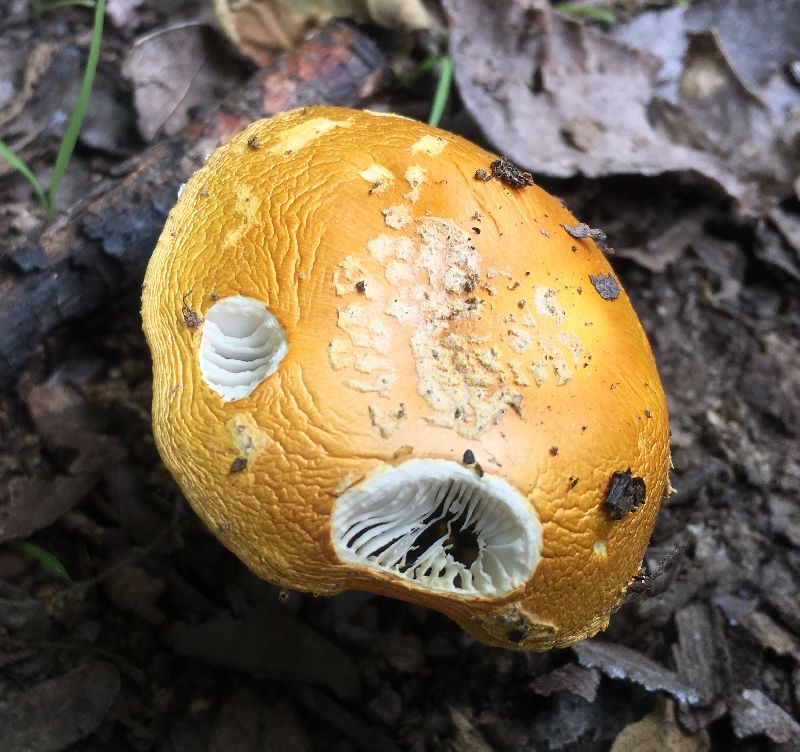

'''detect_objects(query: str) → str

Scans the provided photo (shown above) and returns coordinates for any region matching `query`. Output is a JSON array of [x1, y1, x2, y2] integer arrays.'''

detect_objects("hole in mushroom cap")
[[199, 295, 287, 401], [331, 459, 542, 598]]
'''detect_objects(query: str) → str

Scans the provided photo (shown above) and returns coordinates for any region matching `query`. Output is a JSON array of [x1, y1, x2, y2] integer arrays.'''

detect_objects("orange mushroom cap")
[[141, 106, 671, 649]]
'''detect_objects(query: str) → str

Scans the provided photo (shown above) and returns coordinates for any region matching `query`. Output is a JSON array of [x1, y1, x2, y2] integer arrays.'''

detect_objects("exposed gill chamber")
[[332, 459, 541, 597]]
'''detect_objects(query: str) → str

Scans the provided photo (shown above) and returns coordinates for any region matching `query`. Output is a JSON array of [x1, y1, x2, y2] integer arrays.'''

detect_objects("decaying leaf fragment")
[[123, 24, 248, 142], [212, 0, 432, 66], [611, 698, 709, 752]]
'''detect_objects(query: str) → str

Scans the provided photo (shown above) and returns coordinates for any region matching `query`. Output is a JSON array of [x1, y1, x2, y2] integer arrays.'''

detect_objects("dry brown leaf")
[[103, 563, 166, 625], [0, 384, 127, 544], [1, 475, 98, 544], [123, 23, 247, 142], [611, 699, 709, 752], [106, 0, 146, 30], [213, 0, 431, 66]]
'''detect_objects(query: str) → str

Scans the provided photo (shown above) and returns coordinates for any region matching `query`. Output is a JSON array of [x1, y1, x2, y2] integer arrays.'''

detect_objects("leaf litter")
[[444, 0, 800, 213], [1, 1, 800, 750]]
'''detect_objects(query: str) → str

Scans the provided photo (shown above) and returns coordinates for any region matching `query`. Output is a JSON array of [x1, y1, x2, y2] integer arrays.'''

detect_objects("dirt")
[[1, 1, 799, 751]]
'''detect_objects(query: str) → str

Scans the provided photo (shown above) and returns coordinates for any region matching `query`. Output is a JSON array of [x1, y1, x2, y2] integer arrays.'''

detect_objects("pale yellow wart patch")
[[227, 413, 268, 463], [384, 260, 416, 286], [410, 134, 447, 155], [551, 352, 572, 385], [534, 286, 567, 323], [509, 361, 531, 387], [366, 234, 397, 263], [353, 352, 392, 374], [331, 214, 589, 437], [382, 204, 413, 229], [359, 163, 395, 194], [403, 166, 427, 204], [327, 339, 351, 370], [337, 305, 391, 353], [333, 256, 380, 298], [220, 184, 258, 254], [529, 358, 549, 386], [269, 117, 351, 155], [593, 540, 608, 557], [368, 404, 407, 438], [558, 331, 585, 366], [487, 268, 513, 280], [344, 373, 396, 394], [507, 329, 533, 354]]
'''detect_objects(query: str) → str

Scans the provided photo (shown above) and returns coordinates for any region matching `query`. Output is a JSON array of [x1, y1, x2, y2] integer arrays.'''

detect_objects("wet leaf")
[[103, 563, 166, 625], [0, 383, 128, 544], [736, 611, 800, 664], [1, 475, 98, 544], [168, 602, 361, 700], [209, 689, 312, 752], [0, 662, 120, 752]]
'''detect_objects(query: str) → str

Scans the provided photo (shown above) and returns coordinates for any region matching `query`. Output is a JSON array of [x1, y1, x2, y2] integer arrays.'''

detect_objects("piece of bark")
[[573, 640, 702, 706], [0, 21, 388, 386], [671, 603, 731, 705]]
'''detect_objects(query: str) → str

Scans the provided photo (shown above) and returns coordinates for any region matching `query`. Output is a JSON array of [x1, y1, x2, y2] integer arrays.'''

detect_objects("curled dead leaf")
[[212, 0, 431, 66]]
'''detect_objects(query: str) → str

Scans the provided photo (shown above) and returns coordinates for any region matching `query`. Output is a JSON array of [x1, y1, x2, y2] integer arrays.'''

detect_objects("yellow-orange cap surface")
[[142, 106, 670, 649]]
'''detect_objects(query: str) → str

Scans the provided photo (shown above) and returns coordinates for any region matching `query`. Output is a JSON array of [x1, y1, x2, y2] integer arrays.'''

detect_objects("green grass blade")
[[46, 0, 105, 214], [555, 3, 617, 23], [0, 138, 49, 210], [10, 540, 72, 581], [428, 55, 453, 128], [404, 54, 439, 86]]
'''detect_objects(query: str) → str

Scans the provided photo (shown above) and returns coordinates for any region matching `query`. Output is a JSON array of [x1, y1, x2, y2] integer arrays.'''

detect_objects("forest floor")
[[1, 1, 799, 750]]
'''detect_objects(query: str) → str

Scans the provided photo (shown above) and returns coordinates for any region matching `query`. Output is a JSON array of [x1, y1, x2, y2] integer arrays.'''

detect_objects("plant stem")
[[428, 55, 452, 128], [45, 0, 105, 215]]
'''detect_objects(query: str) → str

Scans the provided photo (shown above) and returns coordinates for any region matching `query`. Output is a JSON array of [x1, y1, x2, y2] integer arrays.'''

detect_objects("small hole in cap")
[[199, 295, 287, 401]]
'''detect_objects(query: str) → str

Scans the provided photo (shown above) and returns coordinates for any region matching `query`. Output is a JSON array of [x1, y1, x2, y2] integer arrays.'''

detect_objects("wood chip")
[[574, 641, 701, 705], [531, 663, 601, 702], [672, 603, 731, 703], [730, 688, 800, 744]]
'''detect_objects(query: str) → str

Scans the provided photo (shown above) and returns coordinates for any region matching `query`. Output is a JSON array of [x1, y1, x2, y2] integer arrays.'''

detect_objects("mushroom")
[[141, 107, 671, 650]]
